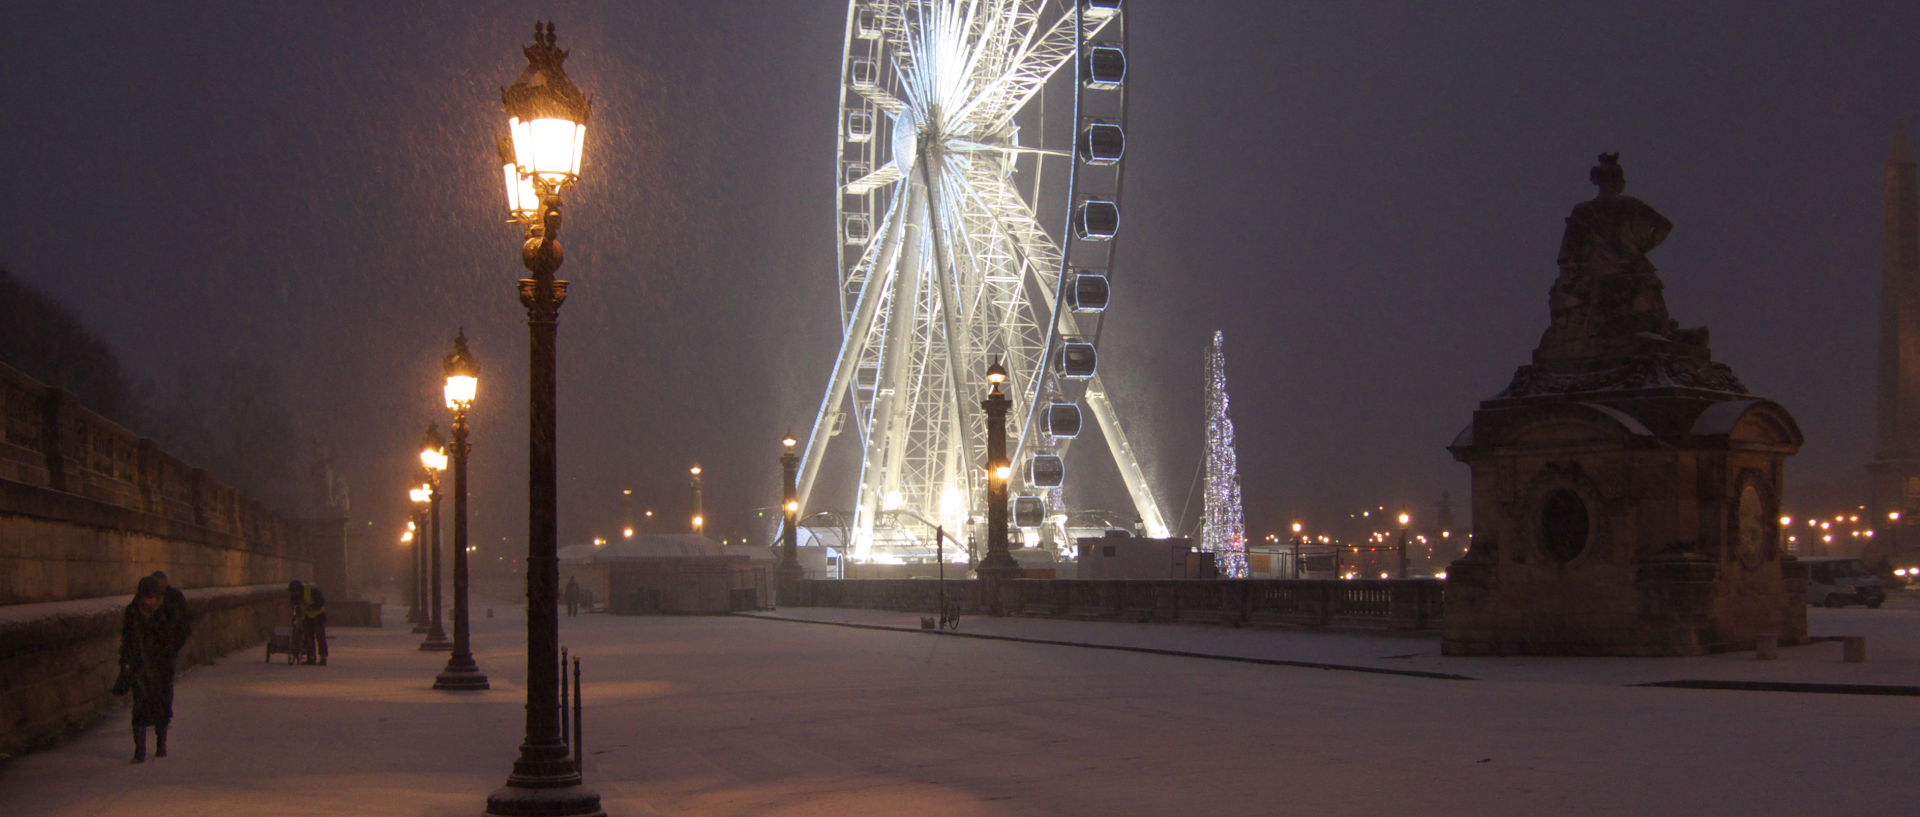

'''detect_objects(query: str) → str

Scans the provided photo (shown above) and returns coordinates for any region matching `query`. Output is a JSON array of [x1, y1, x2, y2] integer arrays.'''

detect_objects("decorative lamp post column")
[[486, 21, 602, 817], [777, 431, 803, 599], [436, 330, 489, 690], [621, 488, 636, 539], [420, 427, 452, 651], [410, 487, 432, 633], [1290, 521, 1303, 579], [403, 521, 420, 625], [975, 361, 1022, 586], [1397, 512, 1411, 579], [690, 465, 704, 535]]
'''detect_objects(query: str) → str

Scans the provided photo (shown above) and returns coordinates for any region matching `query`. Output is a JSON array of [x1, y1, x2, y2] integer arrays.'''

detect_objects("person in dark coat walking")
[[120, 576, 177, 762], [564, 576, 581, 617], [150, 570, 192, 659]]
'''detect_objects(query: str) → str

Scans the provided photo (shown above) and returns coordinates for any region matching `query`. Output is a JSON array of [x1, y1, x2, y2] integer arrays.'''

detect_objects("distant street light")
[[690, 464, 705, 535], [419, 425, 452, 652], [436, 330, 488, 690], [484, 21, 602, 817], [403, 521, 422, 625], [1397, 512, 1411, 579], [976, 361, 1021, 589], [1290, 521, 1303, 579], [409, 484, 432, 634], [778, 431, 803, 598]]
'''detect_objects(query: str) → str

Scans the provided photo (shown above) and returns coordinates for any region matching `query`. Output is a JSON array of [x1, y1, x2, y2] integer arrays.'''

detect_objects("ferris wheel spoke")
[[963, 5, 1111, 130]]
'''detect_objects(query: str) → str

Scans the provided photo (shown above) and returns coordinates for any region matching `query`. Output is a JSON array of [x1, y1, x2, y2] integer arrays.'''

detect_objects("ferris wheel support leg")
[[1085, 376, 1169, 538], [795, 207, 909, 519], [857, 181, 932, 558]]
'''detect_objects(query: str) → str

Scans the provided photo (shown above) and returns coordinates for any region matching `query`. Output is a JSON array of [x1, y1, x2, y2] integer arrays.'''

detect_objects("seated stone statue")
[[1557, 153, 1671, 276], [1539, 154, 1680, 357]]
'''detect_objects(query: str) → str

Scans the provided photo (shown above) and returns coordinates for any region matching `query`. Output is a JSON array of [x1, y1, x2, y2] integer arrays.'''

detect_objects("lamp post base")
[[776, 563, 805, 606], [975, 555, 1022, 616], [419, 626, 453, 651], [484, 783, 604, 817], [412, 621, 430, 634], [434, 654, 490, 690], [486, 745, 603, 817], [974, 555, 1023, 582], [434, 668, 491, 690]]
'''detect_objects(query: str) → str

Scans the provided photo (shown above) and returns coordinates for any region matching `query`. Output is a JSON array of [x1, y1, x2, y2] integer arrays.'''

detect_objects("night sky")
[[4, 1, 1918, 565]]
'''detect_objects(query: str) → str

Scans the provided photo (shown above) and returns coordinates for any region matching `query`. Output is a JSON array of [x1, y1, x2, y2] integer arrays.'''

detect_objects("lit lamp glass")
[[444, 330, 480, 409], [1397, 512, 1410, 527], [784, 500, 799, 514], [993, 464, 1011, 481], [622, 527, 634, 538], [410, 485, 431, 505], [986, 361, 1007, 386], [445, 374, 478, 410], [421, 445, 448, 474], [510, 117, 587, 186], [501, 28, 591, 189], [402, 530, 414, 543], [782, 434, 798, 449], [499, 137, 540, 222], [691, 465, 702, 476]]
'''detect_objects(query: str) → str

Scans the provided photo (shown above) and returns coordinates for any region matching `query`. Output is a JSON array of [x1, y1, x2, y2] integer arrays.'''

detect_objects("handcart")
[[265, 614, 305, 664]]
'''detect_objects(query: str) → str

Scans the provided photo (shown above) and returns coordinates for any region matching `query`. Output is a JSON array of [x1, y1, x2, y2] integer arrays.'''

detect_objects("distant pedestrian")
[[564, 576, 581, 617], [150, 571, 192, 659], [288, 580, 328, 665], [119, 576, 177, 762]]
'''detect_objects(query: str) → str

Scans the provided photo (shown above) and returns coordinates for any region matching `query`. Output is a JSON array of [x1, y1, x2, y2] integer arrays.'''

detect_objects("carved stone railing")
[[787, 577, 1445, 632]]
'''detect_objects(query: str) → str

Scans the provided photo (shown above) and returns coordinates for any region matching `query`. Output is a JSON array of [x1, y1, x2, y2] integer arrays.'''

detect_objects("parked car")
[[1802, 557, 1886, 608]]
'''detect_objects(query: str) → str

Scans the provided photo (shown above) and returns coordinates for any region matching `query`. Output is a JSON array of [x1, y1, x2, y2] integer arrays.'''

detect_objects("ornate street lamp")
[[436, 330, 489, 690], [485, 21, 602, 817], [1397, 512, 1411, 579], [777, 431, 803, 599], [690, 465, 705, 534], [410, 485, 432, 634], [419, 425, 452, 651], [403, 521, 420, 625], [976, 361, 1022, 587]]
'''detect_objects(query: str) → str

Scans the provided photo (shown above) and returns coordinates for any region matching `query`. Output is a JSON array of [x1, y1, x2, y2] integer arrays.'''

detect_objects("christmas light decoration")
[[1202, 331, 1249, 577]]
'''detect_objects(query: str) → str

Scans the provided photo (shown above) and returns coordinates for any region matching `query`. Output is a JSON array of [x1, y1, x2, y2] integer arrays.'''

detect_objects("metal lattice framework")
[[797, 0, 1168, 563]]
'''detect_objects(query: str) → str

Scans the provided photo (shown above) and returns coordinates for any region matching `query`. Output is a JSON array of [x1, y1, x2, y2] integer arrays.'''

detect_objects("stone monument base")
[[1444, 391, 1806, 657]]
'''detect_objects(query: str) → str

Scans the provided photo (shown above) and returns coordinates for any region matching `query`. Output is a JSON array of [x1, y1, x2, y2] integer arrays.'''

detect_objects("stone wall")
[[0, 584, 285, 757], [0, 360, 318, 605]]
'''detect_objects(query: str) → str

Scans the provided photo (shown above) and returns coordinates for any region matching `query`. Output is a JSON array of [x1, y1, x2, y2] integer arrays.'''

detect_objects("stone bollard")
[[1754, 633, 1778, 660], [1843, 636, 1867, 663]]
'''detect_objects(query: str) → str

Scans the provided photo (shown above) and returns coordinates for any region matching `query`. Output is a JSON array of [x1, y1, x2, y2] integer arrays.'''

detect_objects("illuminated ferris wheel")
[[796, 0, 1168, 562]]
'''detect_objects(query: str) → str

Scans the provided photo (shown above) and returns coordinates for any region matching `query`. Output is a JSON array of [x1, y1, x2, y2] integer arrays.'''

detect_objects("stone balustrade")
[[0, 360, 308, 605], [787, 577, 1445, 632]]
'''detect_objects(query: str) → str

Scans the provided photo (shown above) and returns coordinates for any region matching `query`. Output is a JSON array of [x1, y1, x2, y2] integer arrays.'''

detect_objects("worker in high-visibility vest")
[[287, 580, 328, 665]]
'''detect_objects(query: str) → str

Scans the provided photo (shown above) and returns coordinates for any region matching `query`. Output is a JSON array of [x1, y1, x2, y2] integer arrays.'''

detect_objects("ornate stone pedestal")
[[1443, 155, 1808, 657]]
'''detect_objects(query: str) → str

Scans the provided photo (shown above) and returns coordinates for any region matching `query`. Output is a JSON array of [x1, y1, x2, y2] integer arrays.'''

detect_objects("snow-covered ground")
[[1, 596, 1914, 817]]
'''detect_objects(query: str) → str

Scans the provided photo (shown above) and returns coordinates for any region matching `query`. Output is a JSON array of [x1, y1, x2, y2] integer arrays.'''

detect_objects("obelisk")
[[1869, 125, 1920, 564]]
